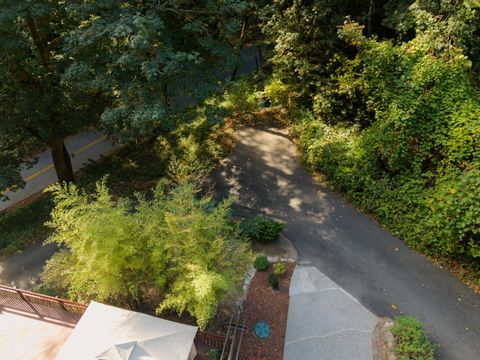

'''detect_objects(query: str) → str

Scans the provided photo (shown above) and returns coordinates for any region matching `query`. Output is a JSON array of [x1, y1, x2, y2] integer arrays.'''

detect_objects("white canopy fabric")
[[57, 301, 198, 360]]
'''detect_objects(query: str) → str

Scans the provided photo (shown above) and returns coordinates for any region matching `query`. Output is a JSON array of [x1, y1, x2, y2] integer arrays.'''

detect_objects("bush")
[[221, 79, 259, 113], [240, 216, 284, 243], [254, 255, 269, 271], [42, 179, 252, 329], [273, 263, 286, 278], [263, 77, 293, 108], [205, 349, 221, 360], [391, 316, 436, 360], [267, 273, 280, 291]]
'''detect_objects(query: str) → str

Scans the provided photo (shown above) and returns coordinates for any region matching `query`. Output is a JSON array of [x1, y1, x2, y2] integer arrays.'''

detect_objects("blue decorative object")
[[254, 321, 271, 339]]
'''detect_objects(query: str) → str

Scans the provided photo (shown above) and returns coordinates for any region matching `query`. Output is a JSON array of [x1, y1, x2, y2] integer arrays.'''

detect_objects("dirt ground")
[[239, 262, 295, 360]]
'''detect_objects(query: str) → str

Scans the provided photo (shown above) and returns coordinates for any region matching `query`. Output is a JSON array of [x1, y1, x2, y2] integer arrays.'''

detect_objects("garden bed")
[[239, 262, 295, 360]]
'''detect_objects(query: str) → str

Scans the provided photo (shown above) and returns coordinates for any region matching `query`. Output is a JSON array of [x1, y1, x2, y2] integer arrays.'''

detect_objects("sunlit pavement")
[[212, 126, 480, 360]]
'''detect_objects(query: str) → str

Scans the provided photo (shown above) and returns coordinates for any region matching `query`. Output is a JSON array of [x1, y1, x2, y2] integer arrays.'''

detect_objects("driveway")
[[285, 265, 377, 360], [212, 126, 480, 360]]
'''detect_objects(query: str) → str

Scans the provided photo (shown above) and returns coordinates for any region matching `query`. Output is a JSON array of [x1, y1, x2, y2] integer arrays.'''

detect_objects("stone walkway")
[[284, 265, 378, 360]]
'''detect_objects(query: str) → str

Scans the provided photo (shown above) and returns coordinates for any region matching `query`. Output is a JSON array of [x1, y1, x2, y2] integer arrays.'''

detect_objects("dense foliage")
[[64, 0, 250, 138], [42, 179, 252, 329], [391, 316, 436, 360], [263, 0, 373, 103], [240, 215, 285, 243], [0, 0, 251, 191], [263, 0, 480, 277], [0, 105, 229, 255]]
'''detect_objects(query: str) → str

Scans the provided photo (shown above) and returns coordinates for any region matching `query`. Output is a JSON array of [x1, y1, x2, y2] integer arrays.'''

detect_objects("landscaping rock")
[[372, 318, 397, 360]]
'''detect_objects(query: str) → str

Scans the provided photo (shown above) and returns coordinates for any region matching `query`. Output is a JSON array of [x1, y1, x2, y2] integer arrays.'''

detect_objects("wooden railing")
[[195, 330, 231, 351], [0, 284, 87, 325]]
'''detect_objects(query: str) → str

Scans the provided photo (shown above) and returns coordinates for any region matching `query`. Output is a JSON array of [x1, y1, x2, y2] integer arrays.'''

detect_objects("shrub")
[[267, 273, 280, 291], [254, 255, 269, 271], [42, 179, 252, 329], [391, 316, 436, 360], [263, 77, 293, 108], [312, 56, 372, 129], [221, 79, 259, 113], [273, 263, 286, 278], [205, 349, 221, 360], [240, 216, 284, 243]]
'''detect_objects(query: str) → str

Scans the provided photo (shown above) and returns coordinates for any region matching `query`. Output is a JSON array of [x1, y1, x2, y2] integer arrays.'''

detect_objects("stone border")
[[372, 318, 398, 360], [266, 232, 299, 263]]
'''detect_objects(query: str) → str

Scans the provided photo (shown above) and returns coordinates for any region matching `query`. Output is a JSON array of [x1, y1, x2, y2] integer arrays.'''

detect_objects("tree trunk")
[[230, 13, 250, 81], [230, 66, 239, 81], [368, 0, 375, 36], [50, 139, 75, 184]]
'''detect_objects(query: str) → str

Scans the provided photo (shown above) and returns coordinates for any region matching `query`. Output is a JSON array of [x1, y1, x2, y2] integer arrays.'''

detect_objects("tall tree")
[[62, 0, 251, 139], [0, 0, 250, 193], [0, 1, 105, 188], [262, 0, 375, 104]]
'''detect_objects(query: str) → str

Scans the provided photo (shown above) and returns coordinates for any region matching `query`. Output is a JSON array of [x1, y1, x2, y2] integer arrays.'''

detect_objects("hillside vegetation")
[[259, 0, 480, 283]]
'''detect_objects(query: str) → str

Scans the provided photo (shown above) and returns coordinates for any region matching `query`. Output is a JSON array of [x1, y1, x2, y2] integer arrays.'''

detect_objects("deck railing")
[[195, 330, 232, 351], [0, 284, 87, 325]]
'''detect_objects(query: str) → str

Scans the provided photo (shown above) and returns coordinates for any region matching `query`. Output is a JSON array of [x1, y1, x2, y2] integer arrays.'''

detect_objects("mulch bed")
[[239, 262, 295, 360]]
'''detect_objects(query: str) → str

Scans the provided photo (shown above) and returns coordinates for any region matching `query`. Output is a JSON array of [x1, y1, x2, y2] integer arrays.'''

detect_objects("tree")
[[42, 178, 252, 329], [62, 0, 251, 139], [262, 0, 380, 104], [0, 0, 252, 193], [0, 1, 105, 188], [383, 0, 480, 78]]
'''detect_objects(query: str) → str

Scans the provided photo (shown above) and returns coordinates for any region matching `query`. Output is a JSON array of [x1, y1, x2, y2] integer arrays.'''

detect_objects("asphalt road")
[[211, 127, 480, 360], [0, 131, 117, 212]]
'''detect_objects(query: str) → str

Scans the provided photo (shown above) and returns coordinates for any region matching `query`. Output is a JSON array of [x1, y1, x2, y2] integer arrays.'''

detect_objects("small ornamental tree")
[[42, 178, 252, 329]]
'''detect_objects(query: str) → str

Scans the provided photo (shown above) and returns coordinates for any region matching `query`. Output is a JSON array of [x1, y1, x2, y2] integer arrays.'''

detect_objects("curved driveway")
[[212, 126, 480, 360]]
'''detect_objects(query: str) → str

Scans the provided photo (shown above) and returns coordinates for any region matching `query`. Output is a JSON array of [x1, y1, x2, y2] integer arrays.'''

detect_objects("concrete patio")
[[284, 265, 378, 360]]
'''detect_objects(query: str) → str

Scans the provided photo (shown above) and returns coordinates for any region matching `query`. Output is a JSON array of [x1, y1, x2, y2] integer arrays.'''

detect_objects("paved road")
[[212, 127, 480, 360], [0, 243, 57, 289], [0, 131, 117, 212]]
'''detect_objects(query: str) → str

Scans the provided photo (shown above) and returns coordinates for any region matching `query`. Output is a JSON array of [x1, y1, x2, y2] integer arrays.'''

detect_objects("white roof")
[[57, 301, 198, 360]]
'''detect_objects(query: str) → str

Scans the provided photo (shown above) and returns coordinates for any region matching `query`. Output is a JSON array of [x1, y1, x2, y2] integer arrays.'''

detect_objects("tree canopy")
[[0, 1, 103, 186], [0, 0, 251, 191]]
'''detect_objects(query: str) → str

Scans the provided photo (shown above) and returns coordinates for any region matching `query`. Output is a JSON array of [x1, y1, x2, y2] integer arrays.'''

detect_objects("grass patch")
[[391, 316, 436, 360]]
